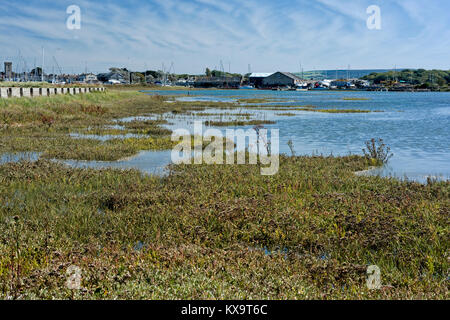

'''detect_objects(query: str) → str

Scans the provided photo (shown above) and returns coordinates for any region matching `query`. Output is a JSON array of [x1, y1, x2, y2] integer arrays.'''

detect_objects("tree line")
[[361, 69, 450, 89]]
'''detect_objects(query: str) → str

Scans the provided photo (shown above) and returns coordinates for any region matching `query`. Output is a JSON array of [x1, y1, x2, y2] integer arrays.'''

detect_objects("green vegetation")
[[204, 68, 241, 78], [237, 98, 282, 104], [195, 112, 252, 117], [277, 113, 296, 116], [116, 120, 173, 136], [0, 156, 448, 299], [362, 69, 450, 91], [304, 108, 371, 114], [0, 91, 241, 161], [0, 91, 215, 160], [81, 128, 131, 136], [342, 98, 370, 101], [218, 104, 376, 114], [0, 88, 447, 299], [363, 138, 393, 165], [263, 106, 373, 113], [40, 136, 175, 161]]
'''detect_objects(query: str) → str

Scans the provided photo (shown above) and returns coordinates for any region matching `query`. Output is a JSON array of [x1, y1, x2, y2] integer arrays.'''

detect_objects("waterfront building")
[[248, 73, 273, 88], [262, 72, 303, 88]]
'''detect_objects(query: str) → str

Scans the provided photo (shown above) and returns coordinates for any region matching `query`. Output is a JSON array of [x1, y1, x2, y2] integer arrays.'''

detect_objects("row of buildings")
[[176, 72, 306, 89], [247, 72, 373, 90], [0, 61, 374, 89], [248, 72, 304, 88], [179, 72, 306, 89], [1, 61, 158, 85]]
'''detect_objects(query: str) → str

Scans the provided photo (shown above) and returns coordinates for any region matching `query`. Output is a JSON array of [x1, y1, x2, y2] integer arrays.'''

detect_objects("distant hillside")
[[361, 69, 450, 89]]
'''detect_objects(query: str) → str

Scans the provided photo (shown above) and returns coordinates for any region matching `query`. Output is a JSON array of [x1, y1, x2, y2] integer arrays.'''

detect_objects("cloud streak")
[[0, 0, 448, 74]]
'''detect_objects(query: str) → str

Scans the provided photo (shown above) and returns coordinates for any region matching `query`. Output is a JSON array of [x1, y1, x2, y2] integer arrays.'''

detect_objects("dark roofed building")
[[193, 76, 242, 89], [262, 72, 302, 88], [248, 73, 273, 88]]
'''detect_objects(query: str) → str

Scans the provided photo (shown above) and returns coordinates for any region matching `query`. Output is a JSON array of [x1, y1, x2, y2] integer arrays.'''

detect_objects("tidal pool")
[[57, 150, 173, 176]]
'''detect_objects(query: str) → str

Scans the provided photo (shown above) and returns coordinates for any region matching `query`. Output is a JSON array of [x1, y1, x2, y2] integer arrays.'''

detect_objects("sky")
[[0, 0, 449, 74]]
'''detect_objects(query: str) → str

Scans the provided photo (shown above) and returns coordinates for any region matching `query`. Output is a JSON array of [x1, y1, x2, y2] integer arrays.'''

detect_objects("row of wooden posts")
[[0, 87, 106, 99]]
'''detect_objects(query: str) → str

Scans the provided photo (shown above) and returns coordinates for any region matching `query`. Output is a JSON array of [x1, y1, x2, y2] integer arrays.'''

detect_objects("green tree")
[[146, 70, 162, 79], [133, 72, 145, 83]]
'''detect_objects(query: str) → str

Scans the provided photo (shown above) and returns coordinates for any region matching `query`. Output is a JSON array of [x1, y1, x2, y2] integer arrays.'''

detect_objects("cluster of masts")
[[3, 50, 409, 83], [1, 48, 93, 83]]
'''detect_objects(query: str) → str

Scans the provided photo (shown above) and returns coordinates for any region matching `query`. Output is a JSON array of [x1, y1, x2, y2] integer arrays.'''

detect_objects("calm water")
[[59, 151, 172, 176], [1, 90, 448, 182], [148, 89, 450, 182]]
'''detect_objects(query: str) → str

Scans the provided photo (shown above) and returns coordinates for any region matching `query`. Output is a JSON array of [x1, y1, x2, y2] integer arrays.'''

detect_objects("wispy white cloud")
[[0, 0, 448, 74]]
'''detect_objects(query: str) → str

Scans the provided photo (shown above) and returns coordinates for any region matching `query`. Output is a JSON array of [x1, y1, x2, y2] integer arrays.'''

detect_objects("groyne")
[[0, 87, 106, 99]]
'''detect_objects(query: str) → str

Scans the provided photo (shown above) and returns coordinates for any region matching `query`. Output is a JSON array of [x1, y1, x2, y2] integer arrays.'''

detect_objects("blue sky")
[[0, 0, 449, 74]]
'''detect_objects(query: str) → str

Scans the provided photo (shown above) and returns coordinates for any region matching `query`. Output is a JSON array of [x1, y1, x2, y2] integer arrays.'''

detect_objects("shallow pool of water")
[[0, 151, 172, 176], [0, 152, 41, 164], [57, 150, 173, 176]]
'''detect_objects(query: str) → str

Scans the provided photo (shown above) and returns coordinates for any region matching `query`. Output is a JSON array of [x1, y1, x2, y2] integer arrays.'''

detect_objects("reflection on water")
[[57, 150, 173, 176], [0, 152, 41, 163], [0, 151, 171, 177]]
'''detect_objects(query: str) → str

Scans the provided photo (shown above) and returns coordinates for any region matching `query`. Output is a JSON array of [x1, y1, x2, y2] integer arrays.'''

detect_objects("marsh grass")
[[81, 128, 131, 136], [0, 91, 250, 162], [116, 120, 172, 136], [0, 89, 447, 299], [277, 113, 296, 116], [0, 156, 448, 299], [245, 105, 374, 113], [305, 108, 371, 113], [237, 98, 283, 104], [195, 112, 252, 117], [0, 91, 226, 161]]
